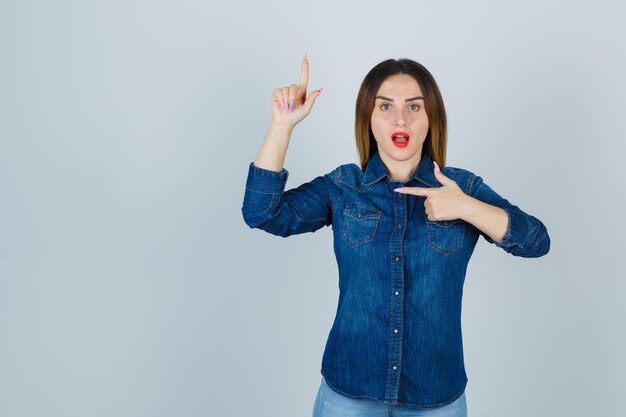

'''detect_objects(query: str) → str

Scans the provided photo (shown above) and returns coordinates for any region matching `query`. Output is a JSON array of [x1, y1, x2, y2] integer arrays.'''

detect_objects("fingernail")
[[319, 87, 324, 94], [289, 99, 294, 111], [394, 188, 404, 192], [433, 161, 439, 170], [304, 53, 308, 60], [282, 101, 286, 111]]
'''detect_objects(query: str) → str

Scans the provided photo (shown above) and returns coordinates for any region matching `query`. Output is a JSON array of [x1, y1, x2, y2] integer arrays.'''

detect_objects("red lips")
[[391, 131, 410, 148]]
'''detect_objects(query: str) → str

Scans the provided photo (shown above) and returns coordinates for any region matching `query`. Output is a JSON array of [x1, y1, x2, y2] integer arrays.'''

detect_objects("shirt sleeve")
[[469, 174, 550, 258], [241, 162, 334, 237]]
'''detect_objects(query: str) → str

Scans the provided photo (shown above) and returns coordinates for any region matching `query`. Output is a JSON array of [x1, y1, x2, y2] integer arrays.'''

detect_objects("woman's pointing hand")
[[394, 161, 472, 221], [271, 54, 323, 128]]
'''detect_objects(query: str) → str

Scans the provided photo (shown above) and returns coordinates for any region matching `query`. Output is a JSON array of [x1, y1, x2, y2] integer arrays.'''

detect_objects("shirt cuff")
[[493, 207, 534, 250], [245, 162, 289, 194]]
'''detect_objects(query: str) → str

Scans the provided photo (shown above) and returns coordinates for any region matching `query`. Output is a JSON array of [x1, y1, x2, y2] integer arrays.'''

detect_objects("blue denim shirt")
[[241, 150, 550, 408]]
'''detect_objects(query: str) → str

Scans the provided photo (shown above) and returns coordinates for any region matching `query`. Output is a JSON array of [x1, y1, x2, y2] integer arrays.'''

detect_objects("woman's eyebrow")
[[375, 95, 424, 102]]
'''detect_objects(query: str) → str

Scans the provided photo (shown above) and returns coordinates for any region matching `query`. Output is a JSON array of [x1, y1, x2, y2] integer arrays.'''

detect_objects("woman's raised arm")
[[242, 55, 331, 237]]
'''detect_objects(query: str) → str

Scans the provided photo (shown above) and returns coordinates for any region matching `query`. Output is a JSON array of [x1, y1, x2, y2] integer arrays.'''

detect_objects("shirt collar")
[[362, 151, 438, 187]]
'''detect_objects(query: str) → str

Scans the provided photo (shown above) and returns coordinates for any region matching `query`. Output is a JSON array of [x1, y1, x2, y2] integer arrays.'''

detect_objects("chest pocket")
[[342, 204, 382, 248], [426, 219, 466, 255]]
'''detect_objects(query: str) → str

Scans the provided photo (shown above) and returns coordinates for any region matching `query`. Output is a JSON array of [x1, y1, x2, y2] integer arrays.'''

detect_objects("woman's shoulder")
[[315, 162, 364, 190], [332, 162, 363, 180], [442, 164, 476, 180], [442, 162, 475, 175], [441, 164, 501, 196], [440, 163, 480, 194]]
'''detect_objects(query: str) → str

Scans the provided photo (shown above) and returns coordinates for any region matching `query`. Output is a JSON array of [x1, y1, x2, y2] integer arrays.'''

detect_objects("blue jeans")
[[312, 376, 468, 417]]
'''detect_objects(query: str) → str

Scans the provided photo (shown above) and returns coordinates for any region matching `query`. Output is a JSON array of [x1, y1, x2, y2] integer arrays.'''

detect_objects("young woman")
[[241, 55, 550, 417]]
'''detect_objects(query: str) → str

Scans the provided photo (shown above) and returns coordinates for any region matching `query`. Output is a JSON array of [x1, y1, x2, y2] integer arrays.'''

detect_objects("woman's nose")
[[393, 109, 406, 126]]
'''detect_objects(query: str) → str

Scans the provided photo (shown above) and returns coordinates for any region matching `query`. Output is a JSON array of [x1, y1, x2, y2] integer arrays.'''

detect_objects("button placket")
[[385, 180, 407, 401]]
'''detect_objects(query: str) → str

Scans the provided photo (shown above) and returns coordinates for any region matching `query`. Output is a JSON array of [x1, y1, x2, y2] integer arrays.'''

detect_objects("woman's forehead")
[[376, 74, 423, 97]]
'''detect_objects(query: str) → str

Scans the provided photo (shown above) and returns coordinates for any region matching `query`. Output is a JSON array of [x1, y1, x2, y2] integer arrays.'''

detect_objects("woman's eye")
[[380, 103, 420, 111]]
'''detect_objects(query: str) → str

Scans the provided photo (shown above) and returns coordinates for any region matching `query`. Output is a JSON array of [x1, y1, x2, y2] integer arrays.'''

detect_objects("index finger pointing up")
[[299, 53, 309, 91]]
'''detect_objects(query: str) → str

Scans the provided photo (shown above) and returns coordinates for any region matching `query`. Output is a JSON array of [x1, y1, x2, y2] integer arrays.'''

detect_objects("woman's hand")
[[271, 54, 323, 128], [394, 161, 472, 221]]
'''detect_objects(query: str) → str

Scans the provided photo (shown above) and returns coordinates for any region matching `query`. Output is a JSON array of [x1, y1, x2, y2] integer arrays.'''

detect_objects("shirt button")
[[397, 224, 402, 228], [392, 365, 398, 370], [394, 329, 399, 334], [395, 291, 400, 296], [357, 213, 362, 218], [395, 257, 400, 262]]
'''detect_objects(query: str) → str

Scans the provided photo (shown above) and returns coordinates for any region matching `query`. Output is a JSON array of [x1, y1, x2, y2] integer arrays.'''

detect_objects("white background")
[[1, 1, 625, 416]]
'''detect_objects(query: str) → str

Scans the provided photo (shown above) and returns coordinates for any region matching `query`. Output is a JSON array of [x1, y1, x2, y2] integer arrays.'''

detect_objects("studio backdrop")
[[1, 1, 625, 416]]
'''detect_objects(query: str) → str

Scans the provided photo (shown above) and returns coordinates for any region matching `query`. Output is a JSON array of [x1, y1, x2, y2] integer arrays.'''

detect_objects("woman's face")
[[370, 74, 429, 168]]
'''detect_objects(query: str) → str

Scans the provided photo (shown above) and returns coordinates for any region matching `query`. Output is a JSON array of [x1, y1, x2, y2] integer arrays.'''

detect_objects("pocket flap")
[[343, 205, 382, 220], [426, 218, 463, 228]]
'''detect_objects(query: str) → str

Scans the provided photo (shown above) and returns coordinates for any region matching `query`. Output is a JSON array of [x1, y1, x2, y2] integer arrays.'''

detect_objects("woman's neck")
[[379, 153, 421, 183]]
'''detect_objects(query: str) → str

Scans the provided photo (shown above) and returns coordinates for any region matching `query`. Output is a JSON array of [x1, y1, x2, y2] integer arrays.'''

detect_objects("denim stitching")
[[530, 230, 547, 249], [244, 185, 284, 194], [468, 173, 479, 197], [426, 220, 466, 255], [341, 204, 381, 248], [341, 215, 380, 247]]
